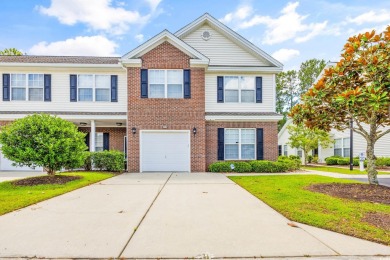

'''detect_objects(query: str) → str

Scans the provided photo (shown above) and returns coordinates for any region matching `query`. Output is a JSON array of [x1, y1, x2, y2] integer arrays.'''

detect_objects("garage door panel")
[[141, 131, 190, 172]]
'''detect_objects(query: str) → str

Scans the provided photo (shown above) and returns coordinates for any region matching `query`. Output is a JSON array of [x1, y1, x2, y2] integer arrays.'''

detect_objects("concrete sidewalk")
[[0, 173, 388, 259]]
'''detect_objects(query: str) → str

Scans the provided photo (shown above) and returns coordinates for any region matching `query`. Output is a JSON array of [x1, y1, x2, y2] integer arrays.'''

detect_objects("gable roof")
[[175, 13, 283, 69], [121, 30, 209, 65]]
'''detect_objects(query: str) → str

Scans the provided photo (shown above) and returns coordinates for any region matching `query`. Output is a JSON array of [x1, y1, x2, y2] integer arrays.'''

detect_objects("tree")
[[298, 59, 326, 96], [287, 123, 332, 165], [0, 48, 23, 55], [0, 114, 87, 175], [290, 26, 390, 184], [276, 70, 299, 130]]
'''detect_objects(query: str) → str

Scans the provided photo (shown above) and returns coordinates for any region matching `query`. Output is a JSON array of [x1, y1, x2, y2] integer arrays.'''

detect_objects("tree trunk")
[[45, 168, 56, 176], [366, 133, 378, 185], [303, 150, 309, 165]]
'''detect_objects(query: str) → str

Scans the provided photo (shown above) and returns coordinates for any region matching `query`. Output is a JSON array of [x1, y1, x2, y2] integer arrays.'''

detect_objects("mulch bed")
[[362, 212, 390, 231], [306, 183, 390, 205], [12, 175, 82, 186]]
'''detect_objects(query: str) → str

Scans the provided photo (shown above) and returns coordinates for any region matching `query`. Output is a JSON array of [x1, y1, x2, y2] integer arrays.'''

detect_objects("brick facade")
[[127, 41, 206, 172], [0, 121, 11, 128], [79, 127, 126, 151], [205, 121, 279, 167]]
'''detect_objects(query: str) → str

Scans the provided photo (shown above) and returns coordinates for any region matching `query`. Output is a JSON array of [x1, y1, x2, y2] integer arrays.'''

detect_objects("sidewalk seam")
[[117, 172, 173, 258]]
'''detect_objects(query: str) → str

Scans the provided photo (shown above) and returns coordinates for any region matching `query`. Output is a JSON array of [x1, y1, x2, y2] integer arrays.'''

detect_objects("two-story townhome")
[[0, 13, 283, 172]]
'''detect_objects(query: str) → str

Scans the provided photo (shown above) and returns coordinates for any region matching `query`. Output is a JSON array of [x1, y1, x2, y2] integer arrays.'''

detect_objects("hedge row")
[[208, 156, 301, 173], [325, 156, 390, 167], [84, 150, 125, 172]]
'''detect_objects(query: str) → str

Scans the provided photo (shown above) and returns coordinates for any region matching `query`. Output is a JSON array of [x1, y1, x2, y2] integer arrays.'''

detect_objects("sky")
[[0, 0, 389, 70]]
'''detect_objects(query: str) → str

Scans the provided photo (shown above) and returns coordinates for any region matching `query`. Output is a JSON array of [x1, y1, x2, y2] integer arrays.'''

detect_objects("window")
[[149, 70, 183, 98], [284, 145, 288, 156], [95, 133, 104, 152], [334, 138, 350, 157], [78, 74, 110, 102], [297, 150, 303, 158], [278, 145, 282, 156], [10, 74, 44, 101], [224, 76, 255, 103], [224, 129, 255, 160]]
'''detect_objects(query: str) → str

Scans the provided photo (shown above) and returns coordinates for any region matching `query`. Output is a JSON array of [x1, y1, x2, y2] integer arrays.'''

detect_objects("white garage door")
[[0, 152, 43, 171], [140, 131, 190, 172]]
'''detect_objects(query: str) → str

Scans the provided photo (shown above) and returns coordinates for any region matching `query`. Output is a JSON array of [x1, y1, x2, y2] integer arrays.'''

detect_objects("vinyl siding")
[[0, 66, 127, 113], [182, 24, 271, 66], [205, 72, 275, 112]]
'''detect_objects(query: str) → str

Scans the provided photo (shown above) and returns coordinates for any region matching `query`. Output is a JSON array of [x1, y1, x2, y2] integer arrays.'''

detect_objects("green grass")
[[303, 165, 389, 175], [0, 172, 114, 216], [229, 175, 390, 245]]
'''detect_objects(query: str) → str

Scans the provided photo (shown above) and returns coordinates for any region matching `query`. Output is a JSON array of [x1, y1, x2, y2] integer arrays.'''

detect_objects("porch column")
[[90, 120, 96, 152]]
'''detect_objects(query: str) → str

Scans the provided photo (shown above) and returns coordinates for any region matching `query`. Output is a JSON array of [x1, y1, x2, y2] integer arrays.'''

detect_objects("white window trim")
[[224, 128, 256, 160], [148, 69, 183, 99], [77, 74, 111, 102], [283, 145, 288, 156], [334, 137, 350, 157], [224, 76, 256, 103], [10, 73, 44, 102], [95, 132, 104, 151]]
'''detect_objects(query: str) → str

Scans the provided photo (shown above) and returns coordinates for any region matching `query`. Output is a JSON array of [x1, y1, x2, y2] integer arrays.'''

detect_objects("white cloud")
[[221, 2, 329, 44], [220, 5, 253, 23], [37, 0, 160, 35], [272, 48, 300, 63], [28, 35, 118, 56], [135, 34, 144, 43], [346, 9, 390, 25]]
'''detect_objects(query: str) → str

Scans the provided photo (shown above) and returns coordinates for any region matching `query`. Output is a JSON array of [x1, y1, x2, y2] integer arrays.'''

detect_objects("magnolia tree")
[[0, 48, 23, 55], [290, 26, 390, 184], [0, 114, 87, 175], [288, 124, 332, 165]]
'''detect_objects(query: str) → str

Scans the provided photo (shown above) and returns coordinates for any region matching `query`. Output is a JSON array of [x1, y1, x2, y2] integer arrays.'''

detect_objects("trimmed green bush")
[[375, 157, 390, 167], [208, 162, 232, 172], [353, 158, 359, 166], [277, 157, 301, 170], [325, 157, 339, 165], [312, 156, 318, 163], [232, 162, 252, 173], [337, 158, 349, 165], [308, 155, 313, 163], [83, 152, 92, 171], [289, 155, 300, 160], [91, 150, 125, 172], [278, 155, 289, 160], [250, 160, 289, 173]]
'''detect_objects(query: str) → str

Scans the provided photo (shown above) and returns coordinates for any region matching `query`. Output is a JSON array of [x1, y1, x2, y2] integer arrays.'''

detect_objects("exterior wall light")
[[80, 122, 87, 126], [132, 127, 137, 135], [116, 122, 123, 126], [193, 127, 197, 135]]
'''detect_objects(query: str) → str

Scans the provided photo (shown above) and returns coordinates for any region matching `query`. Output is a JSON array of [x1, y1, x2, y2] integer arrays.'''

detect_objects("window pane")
[[241, 90, 255, 103], [95, 75, 110, 89], [167, 70, 182, 84], [343, 138, 350, 148], [240, 76, 255, 89], [241, 129, 255, 143], [149, 84, 165, 98], [96, 89, 110, 101], [149, 70, 165, 83], [78, 75, 93, 88], [334, 139, 342, 149], [225, 144, 239, 159], [225, 90, 239, 102], [225, 129, 239, 144], [334, 148, 342, 156], [224, 76, 239, 89], [29, 88, 43, 101], [298, 150, 303, 158], [28, 74, 43, 87], [11, 74, 26, 87], [344, 148, 350, 158], [95, 133, 103, 151], [11, 88, 26, 100], [167, 84, 182, 98], [241, 144, 255, 159], [78, 88, 93, 101], [284, 145, 288, 156]]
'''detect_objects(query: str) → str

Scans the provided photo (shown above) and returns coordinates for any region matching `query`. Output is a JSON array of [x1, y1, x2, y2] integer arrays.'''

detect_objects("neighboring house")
[[278, 62, 390, 163], [0, 13, 283, 172]]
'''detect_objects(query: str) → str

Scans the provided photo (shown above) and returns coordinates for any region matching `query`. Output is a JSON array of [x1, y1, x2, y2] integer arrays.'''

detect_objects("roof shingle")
[[0, 55, 120, 64]]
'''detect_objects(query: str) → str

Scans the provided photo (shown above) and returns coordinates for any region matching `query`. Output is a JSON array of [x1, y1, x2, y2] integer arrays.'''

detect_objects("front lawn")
[[303, 165, 389, 175], [229, 175, 390, 245], [0, 172, 114, 216]]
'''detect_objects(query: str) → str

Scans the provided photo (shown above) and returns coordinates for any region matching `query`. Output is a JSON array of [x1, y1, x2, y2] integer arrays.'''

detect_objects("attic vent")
[[201, 30, 211, 41]]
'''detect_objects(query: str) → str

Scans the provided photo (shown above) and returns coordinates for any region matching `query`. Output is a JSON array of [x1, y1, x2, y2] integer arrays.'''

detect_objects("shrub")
[[353, 158, 359, 166], [250, 160, 289, 173], [91, 150, 125, 172], [312, 156, 318, 163], [208, 162, 232, 172], [307, 155, 313, 163], [337, 158, 349, 165], [375, 157, 390, 167], [83, 152, 92, 171], [278, 155, 289, 160], [231, 162, 252, 173], [325, 157, 339, 165], [289, 155, 300, 160], [278, 157, 301, 171]]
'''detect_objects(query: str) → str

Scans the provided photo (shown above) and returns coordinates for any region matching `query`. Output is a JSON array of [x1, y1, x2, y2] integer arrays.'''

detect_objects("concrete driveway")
[[0, 173, 388, 259], [0, 171, 44, 183]]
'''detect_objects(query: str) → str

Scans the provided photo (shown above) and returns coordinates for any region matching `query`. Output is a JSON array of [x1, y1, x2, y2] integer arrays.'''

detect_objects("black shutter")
[[44, 74, 51, 102], [103, 133, 109, 151], [183, 69, 191, 98], [2, 74, 10, 101], [85, 133, 90, 150], [256, 77, 262, 103], [257, 128, 264, 160], [217, 76, 224, 103], [70, 75, 77, 102], [140, 69, 148, 98], [111, 75, 118, 102], [217, 128, 224, 160]]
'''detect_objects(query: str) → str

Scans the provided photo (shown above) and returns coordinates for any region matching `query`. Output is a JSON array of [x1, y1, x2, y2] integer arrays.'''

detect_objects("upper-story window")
[[10, 74, 44, 101], [224, 76, 255, 103], [149, 70, 183, 98], [78, 75, 111, 102]]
